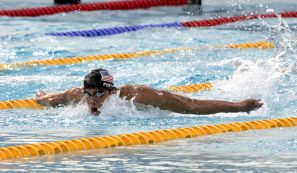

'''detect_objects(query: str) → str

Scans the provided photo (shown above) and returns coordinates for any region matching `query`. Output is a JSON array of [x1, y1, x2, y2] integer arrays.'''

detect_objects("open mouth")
[[90, 107, 100, 115]]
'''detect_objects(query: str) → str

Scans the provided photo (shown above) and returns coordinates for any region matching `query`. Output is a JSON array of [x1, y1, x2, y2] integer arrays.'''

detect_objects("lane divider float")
[[0, 99, 43, 110], [182, 11, 297, 27], [0, 0, 188, 17], [47, 23, 182, 37], [0, 49, 178, 71], [0, 116, 296, 160], [0, 82, 212, 110], [168, 82, 212, 93], [47, 11, 297, 37], [0, 41, 274, 71]]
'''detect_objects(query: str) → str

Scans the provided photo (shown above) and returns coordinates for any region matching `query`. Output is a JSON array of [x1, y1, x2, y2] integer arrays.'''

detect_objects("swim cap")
[[83, 68, 115, 90]]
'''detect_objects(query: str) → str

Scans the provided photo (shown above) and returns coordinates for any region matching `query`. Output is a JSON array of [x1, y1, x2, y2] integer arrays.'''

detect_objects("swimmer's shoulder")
[[119, 84, 135, 99], [119, 84, 149, 92], [119, 84, 147, 99]]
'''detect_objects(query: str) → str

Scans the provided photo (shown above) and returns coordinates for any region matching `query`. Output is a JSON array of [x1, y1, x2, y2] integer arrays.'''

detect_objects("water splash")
[[211, 14, 297, 117], [99, 93, 171, 120], [264, 13, 297, 74]]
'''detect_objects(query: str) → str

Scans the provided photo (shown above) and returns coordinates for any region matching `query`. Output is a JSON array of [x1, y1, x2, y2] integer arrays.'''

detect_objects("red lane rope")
[[181, 11, 297, 27], [0, 0, 188, 17]]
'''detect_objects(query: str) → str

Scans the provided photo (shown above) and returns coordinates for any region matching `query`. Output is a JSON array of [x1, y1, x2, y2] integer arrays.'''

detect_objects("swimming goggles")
[[84, 89, 106, 98]]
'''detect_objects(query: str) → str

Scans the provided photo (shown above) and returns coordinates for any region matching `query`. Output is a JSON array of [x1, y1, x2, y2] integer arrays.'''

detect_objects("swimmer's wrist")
[[36, 98, 49, 107], [238, 101, 249, 113]]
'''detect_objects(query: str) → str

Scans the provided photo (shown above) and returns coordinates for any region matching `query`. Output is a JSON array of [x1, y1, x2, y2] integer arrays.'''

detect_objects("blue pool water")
[[0, 0, 297, 171]]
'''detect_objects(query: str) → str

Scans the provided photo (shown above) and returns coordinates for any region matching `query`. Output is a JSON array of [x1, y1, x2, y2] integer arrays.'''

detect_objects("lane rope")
[[0, 41, 274, 71], [46, 11, 297, 37], [0, 99, 43, 110], [0, 49, 178, 71], [47, 23, 182, 37], [181, 11, 297, 27], [168, 82, 212, 93], [0, 0, 188, 17], [0, 116, 296, 160]]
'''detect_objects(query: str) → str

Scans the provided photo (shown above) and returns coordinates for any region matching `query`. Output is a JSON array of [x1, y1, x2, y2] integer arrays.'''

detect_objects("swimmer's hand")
[[36, 90, 49, 106], [36, 90, 65, 107], [36, 88, 83, 107], [239, 99, 263, 113], [36, 90, 46, 98]]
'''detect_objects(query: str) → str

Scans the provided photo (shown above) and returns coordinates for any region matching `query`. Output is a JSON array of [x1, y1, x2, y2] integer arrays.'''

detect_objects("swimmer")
[[36, 68, 263, 116]]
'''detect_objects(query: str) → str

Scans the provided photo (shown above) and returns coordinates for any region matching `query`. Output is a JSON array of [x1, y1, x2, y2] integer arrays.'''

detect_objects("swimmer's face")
[[84, 88, 110, 115]]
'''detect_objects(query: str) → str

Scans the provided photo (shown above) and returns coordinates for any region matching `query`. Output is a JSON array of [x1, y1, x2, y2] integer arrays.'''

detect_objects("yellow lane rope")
[[168, 82, 212, 93], [0, 49, 175, 71], [0, 116, 295, 160], [0, 82, 212, 110], [0, 41, 274, 71], [221, 41, 274, 49], [0, 99, 43, 110]]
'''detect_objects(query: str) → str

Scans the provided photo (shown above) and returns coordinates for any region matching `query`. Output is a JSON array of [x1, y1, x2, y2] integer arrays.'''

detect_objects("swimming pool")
[[0, 0, 297, 171]]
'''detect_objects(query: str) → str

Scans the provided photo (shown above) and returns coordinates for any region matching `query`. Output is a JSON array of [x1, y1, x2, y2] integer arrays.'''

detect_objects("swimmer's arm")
[[119, 85, 262, 114], [36, 87, 84, 107], [184, 98, 263, 114]]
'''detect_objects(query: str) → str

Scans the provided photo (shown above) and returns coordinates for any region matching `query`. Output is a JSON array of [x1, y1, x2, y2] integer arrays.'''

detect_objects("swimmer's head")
[[83, 68, 116, 90], [83, 68, 117, 116]]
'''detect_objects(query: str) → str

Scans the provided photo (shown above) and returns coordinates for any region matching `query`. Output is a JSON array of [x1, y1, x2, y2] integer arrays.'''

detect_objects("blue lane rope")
[[46, 23, 182, 37], [46, 11, 297, 38]]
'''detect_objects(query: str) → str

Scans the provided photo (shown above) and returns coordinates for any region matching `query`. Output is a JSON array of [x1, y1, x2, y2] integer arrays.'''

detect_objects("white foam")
[[266, 9, 274, 13], [98, 93, 171, 120]]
